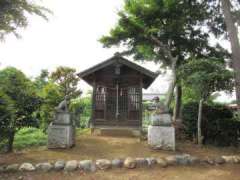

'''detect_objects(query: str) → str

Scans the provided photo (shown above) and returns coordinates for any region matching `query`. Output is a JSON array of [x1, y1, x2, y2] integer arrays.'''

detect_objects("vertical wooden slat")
[[91, 77, 96, 127], [104, 87, 107, 121]]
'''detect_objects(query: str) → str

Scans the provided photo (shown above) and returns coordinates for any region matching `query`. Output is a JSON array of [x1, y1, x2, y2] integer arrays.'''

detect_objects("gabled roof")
[[78, 55, 158, 89]]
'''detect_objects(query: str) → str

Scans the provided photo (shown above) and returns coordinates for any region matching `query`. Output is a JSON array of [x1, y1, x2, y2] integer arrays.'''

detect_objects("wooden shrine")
[[78, 54, 158, 129]]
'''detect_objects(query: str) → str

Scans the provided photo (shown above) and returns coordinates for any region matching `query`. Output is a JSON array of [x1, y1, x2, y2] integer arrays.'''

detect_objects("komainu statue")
[[55, 96, 69, 113], [48, 95, 75, 149]]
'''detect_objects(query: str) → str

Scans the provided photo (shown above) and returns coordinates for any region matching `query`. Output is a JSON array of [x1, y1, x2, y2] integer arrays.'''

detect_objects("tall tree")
[[51, 66, 82, 100], [0, 0, 50, 40], [38, 82, 63, 131], [34, 69, 49, 90], [100, 0, 228, 121], [178, 58, 234, 145], [0, 67, 41, 152], [220, 0, 240, 108]]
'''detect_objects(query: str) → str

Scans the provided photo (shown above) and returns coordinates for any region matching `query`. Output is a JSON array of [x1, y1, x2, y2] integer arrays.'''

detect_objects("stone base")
[[91, 127, 141, 137], [148, 126, 175, 151], [48, 124, 75, 149]]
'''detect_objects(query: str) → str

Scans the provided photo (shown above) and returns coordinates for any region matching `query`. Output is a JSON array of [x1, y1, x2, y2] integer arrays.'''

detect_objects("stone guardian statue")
[[48, 96, 75, 149]]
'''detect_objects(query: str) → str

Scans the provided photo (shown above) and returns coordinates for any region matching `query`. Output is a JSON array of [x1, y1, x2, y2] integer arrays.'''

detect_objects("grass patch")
[[13, 127, 47, 150], [13, 128, 89, 150], [76, 128, 91, 135], [1, 127, 90, 152]]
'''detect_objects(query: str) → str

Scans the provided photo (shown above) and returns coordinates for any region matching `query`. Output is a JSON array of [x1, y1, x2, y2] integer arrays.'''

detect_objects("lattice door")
[[128, 87, 141, 120]]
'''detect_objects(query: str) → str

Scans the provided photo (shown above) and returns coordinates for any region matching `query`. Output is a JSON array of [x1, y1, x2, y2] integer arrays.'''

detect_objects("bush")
[[70, 97, 92, 128], [13, 127, 47, 150], [182, 102, 240, 146]]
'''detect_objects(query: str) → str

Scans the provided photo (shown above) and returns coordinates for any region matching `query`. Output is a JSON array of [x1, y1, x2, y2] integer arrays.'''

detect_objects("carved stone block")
[[48, 124, 75, 149], [148, 126, 175, 151]]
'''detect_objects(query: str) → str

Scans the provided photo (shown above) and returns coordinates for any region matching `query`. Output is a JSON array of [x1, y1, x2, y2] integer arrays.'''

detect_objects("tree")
[[51, 66, 82, 100], [0, 67, 41, 152], [0, 90, 14, 144], [220, 0, 240, 108], [34, 69, 49, 90], [178, 58, 234, 145], [0, 0, 50, 40], [100, 0, 228, 121], [38, 82, 63, 131]]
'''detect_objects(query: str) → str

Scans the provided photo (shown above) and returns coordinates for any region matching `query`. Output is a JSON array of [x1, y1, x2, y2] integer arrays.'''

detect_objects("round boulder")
[[112, 159, 123, 168], [175, 154, 191, 165], [124, 157, 137, 169], [215, 157, 225, 165], [6, 164, 19, 172], [233, 156, 240, 163], [64, 160, 78, 172], [135, 158, 148, 167], [165, 156, 177, 166], [0, 166, 6, 173], [146, 157, 157, 167], [156, 158, 168, 168], [222, 156, 235, 163], [79, 160, 96, 172], [36, 162, 53, 172], [19, 163, 35, 171], [203, 157, 215, 165], [96, 159, 111, 170], [188, 156, 200, 165], [54, 160, 65, 171]]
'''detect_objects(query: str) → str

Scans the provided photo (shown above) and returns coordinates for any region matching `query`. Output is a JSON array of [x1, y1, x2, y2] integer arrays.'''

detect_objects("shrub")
[[182, 102, 240, 146], [13, 127, 47, 150], [70, 97, 92, 128]]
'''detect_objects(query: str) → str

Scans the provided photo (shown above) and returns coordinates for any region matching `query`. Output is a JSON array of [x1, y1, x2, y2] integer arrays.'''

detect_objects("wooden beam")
[[91, 75, 96, 128]]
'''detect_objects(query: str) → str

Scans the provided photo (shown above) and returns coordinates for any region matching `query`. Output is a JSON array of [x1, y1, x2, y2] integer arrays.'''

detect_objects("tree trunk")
[[173, 85, 182, 122], [197, 99, 203, 146], [165, 58, 178, 109], [149, 35, 179, 110], [221, 0, 240, 108], [6, 130, 15, 153]]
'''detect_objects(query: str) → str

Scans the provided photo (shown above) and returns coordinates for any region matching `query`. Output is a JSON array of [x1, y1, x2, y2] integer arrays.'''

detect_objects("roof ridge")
[[78, 55, 158, 78]]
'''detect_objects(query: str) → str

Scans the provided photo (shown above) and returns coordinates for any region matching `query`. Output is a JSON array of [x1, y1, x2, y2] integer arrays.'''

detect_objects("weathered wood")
[[139, 76, 143, 128], [91, 77, 96, 127], [79, 55, 158, 129]]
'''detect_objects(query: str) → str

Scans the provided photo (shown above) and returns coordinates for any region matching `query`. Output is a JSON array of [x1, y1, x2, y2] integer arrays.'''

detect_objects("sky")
[[0, 0, 235, 102]]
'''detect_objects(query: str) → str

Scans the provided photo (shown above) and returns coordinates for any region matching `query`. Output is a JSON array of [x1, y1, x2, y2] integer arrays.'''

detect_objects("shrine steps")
[[91, 126, 141, 137]]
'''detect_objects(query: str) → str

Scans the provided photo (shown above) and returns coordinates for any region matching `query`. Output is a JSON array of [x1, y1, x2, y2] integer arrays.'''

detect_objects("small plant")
[[13, 128, 47, 150]]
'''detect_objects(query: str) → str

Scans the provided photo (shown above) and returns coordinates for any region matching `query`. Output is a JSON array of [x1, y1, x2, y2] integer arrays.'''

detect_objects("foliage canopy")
[[0, 0, 51, 40]]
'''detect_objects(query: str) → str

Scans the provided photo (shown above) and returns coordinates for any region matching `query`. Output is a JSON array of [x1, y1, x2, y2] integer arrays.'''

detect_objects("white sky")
[[0, 0, 235, 102]]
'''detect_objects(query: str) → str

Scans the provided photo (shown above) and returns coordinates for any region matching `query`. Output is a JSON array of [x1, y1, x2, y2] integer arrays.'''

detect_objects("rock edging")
[[1, 155, 240, 174]]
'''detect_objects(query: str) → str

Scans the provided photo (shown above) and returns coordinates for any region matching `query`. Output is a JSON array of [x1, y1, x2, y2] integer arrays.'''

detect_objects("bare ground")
[[1, 165, 240, 180], [0, 130, 240, 180]]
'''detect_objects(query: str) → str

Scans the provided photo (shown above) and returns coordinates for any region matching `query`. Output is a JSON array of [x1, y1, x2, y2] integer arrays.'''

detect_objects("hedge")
[[182, 102, 240, 146]]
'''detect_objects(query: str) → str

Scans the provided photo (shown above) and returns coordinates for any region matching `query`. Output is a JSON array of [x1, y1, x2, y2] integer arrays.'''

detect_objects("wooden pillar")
[[91, 77, 96, 129], [139, 76, 143, 129]]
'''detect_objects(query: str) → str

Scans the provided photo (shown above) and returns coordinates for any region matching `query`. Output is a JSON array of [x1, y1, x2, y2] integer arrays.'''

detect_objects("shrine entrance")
[[78, 54, 158, 128], [95, 85, 141, 126]]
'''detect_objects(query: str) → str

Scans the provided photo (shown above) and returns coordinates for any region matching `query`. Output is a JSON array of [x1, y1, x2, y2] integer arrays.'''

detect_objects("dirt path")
[[0, 134, 240, 165], [1, 165, 240, 180], [1, 133, 240, 180]]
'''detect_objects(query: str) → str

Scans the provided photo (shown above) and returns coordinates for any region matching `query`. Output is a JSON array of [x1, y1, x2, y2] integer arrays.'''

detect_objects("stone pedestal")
[[148, 126, 175, 151], [151, 113, 172, 126], [48, 112, 75, 149]]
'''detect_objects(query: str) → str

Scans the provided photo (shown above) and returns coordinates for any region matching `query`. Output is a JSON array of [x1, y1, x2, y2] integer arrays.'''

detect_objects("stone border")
[[1, 155, 240, 173]]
